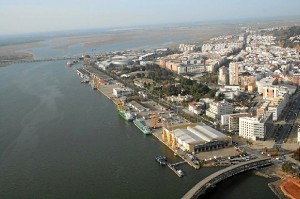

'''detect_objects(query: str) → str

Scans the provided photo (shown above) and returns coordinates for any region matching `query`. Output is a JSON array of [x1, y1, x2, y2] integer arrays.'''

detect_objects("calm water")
[[0, 34, 277, 198]]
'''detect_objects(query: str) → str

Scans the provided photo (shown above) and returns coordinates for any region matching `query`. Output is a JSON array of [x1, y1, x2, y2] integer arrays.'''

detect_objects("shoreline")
[[255, 164, 300, 199]]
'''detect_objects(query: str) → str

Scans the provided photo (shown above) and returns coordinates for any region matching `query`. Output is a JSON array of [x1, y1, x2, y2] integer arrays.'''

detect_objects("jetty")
[[0, 56, 80, 65]]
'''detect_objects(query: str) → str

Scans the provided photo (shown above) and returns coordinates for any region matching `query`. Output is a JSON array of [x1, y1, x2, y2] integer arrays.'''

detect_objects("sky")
[[1, 0, 300, 35]]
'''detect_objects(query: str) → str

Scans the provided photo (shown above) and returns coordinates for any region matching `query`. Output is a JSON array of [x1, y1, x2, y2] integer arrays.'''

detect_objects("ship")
[[133, 119, 151, 135], [66, 60, 73, 67], [118, 109, 134, 122]]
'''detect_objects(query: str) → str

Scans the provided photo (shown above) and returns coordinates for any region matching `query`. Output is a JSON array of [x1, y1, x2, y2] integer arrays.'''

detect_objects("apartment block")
[[206, 99, 233, 120], [239, 113, 273, 141]]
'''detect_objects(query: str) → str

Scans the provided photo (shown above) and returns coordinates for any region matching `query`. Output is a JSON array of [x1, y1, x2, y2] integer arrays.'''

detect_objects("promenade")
[[182, 157, 272, 199]]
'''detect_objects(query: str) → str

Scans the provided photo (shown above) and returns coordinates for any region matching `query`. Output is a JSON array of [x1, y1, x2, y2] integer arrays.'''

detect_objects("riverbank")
[[255, 164, 300, 199]]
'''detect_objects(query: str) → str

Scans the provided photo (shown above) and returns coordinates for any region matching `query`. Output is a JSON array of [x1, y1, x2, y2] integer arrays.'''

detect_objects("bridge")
[[0, 56, 80, 65], [182, 157, 272, 199]]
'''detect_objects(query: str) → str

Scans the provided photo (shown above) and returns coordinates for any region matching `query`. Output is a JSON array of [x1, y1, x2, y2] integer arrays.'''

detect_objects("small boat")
[[155, 155, 167, 166], [177, 169, 184, 177], [66, 60, 73, 67]]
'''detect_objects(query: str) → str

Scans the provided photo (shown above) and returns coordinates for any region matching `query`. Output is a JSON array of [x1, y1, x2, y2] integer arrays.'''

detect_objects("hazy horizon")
[[1, 0, 300, 36]]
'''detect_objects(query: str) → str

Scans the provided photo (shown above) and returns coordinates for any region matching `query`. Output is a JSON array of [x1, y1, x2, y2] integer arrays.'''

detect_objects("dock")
[[167, 163, 184, 178], [171, 161, 186, 166], [152, 130, 200, 169]]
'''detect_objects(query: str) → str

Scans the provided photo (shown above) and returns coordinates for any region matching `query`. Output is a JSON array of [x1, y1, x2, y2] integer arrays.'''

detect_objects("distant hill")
[[271, 26, 300, 49]]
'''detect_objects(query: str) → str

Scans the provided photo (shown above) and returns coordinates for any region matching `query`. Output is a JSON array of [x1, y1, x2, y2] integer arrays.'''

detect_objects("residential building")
[[218, 66, 228, 86], [189, 102, 206, 115], [113, 88, 133, 97], [178, 64, 206, 74], [239, 74, 256, 93], [258, 86, 290, 121], [229, 62, 239, 85], [220, 113, 249, 126], [229, 113, 250, 133], [256, 77, 276, 94], [179, 44, 196, 52], [206, 99, 233, 120], [239, 113, 273, 140]]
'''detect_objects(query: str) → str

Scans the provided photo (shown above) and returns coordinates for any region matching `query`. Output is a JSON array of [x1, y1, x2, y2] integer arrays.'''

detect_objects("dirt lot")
[[280, 176, 300, 199]]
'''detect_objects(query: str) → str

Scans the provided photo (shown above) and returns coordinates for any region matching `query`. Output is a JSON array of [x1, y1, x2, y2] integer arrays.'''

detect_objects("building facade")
[[206, 100, 233, 120], [218, 66, 228, 86], [162, 124, 232, 153], [229, 62, 239, 85], [239, 113, 273, 140]]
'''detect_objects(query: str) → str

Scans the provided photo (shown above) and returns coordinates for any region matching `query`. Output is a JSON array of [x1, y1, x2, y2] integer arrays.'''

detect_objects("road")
[[275, 91, 300, 146]]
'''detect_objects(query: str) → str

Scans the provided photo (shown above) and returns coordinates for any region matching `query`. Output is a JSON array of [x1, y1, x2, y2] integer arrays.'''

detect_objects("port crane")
[[151, 112, 159, 129]]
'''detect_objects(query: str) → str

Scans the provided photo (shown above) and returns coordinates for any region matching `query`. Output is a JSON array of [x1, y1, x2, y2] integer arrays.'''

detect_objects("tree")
[[264, 147, 268, 154], [293, 147, 300, 161], [246, 139, 253, 146]]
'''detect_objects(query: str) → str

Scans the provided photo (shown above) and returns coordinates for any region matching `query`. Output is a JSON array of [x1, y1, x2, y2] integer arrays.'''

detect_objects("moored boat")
[[66, 60, 73, 67], [133, 119, 151, 135], [118, 109, 134, 122]]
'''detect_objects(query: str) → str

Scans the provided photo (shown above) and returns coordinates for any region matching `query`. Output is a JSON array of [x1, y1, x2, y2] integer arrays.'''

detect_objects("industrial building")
[[162, 124, 232, 154]]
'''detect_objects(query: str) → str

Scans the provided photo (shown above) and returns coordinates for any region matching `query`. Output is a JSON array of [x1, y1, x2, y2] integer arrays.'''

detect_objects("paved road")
[[275, 91, 300, 146]]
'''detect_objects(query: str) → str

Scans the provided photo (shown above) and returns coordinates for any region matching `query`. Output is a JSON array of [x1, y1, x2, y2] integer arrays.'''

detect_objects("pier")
[[171, 161, 186, 166], [182, 157, 272, 199], [0, 56, 80, 65]]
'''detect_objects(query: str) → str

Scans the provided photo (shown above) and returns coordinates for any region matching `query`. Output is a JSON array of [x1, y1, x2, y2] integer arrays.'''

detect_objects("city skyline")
[[1, 0, 300, 35]]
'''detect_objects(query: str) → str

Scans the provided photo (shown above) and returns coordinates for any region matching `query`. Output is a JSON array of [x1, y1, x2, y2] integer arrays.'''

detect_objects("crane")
[[151, 112, 158, 129]]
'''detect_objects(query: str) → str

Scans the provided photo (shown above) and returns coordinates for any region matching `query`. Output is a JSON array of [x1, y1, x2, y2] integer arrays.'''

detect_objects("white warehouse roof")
[[173, 125, 227, 145]]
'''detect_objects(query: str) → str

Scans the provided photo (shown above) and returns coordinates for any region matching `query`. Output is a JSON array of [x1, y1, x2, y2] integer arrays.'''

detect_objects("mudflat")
[[1, 20, 298, 62]]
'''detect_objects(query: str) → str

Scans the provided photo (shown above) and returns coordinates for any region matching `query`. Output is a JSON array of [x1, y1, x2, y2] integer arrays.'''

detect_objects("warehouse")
[[162, 124, 232, 153]]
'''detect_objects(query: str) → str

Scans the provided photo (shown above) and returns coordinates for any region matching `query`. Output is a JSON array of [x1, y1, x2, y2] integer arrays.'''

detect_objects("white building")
[[179, 44, 196, 52], [262, 86, 289, 100], [189, 102, 205, 115], [206, 99, 233, 120], [221, 113, 249, 126], [239, 113, 272, 141], [202, 44, 213, 52], [218, 66, 228, 86], [113, 88, 133, 97], [229, 62, 239, 85], [177, 64, 206, 74], [162, 124, 232, 153], [256, 77, 276, 94]]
